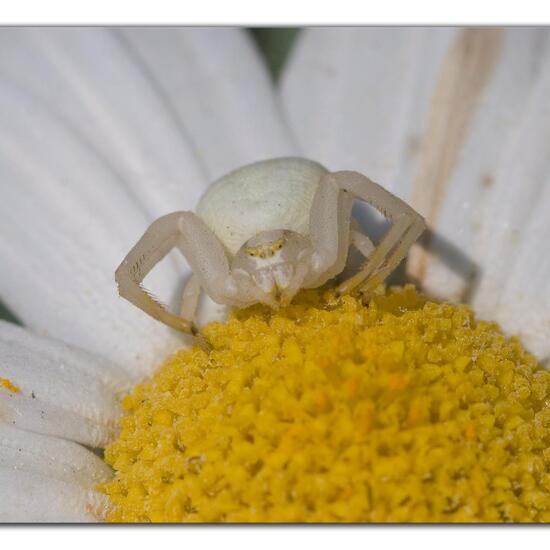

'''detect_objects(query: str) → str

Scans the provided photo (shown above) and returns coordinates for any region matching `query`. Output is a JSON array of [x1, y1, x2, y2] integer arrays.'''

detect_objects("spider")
[[116, 157, 426, 336]]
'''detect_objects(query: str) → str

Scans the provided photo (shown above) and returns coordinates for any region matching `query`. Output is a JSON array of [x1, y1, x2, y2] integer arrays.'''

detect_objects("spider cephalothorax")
[[116, 157, 426, 336]]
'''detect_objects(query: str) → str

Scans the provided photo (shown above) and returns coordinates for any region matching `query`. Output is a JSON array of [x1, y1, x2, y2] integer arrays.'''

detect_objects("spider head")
[[231, 229, 313, 307]]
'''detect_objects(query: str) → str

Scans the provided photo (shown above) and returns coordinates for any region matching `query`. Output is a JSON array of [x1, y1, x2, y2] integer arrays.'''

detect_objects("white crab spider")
[[116, 158, 426, 335]]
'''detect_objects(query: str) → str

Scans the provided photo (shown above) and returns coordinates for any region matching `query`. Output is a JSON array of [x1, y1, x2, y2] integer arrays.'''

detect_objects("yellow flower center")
[[99, 285, 550, 523]]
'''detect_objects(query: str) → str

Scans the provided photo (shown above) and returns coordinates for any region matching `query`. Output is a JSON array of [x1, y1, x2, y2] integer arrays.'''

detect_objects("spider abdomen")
[[196, 157, 327, 255]]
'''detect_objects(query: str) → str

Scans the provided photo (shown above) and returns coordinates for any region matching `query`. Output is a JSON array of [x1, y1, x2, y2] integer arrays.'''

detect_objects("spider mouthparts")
[[270, 283, 294, 309]]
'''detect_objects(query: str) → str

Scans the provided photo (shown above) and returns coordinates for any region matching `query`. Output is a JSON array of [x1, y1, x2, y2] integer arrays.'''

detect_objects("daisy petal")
[[0, 424, 111, 487], [0, 27, 207, 217], [0, 28, 215, 374], [1, 321, 122, 447], [1, 423, 111, 522], [280, 27, 457, 196], [0, 468, 109, 522], [491, 66, 550, 359], [472, 50, 550, 318], [118, 27, 297, 180], [496, 179, 550, 360], [0, 320, 129, 393], [0, 393, 111, 449], [406, 29, 550, 303]]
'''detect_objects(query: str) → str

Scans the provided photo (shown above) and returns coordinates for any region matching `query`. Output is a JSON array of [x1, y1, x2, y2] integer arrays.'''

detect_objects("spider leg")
[[180, 274, 201, 323], [355, 221, 425, 299], [350, 219, 375, 258], [328, 171, 426, 296], [115, 211, 232, 334], [177, 274, 215, 351], [305, 174, 354, 288]]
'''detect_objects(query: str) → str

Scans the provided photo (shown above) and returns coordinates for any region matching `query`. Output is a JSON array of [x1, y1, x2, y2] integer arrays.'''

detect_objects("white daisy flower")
[[0, 26, 548, 522]]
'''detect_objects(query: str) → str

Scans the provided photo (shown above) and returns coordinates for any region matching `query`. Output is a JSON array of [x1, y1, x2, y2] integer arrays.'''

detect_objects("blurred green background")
[[0, 28, 299, 325], [250, 27, 299, 81]]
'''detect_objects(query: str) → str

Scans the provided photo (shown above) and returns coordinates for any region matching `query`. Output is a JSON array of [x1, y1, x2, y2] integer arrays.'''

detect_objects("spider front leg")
[[115, 211, 234, 335], [328, 171, 426, 297], [179, 274, 201, 323], [306, 174, 355, 288]]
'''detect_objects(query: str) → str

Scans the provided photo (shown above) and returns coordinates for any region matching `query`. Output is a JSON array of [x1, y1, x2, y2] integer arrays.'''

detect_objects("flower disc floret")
[[101, 286, 550, 522]]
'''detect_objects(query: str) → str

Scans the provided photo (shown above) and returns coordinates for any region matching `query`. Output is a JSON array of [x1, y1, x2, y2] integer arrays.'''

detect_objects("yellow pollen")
[[246, 238, 285, 259], [0, 377, 20, 393], [100, 285, 550, 523]]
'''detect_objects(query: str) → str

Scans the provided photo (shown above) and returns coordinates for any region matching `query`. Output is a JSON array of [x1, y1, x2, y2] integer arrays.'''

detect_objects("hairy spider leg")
[[329, 171, 426, 296], [115, 211, 232, 335]]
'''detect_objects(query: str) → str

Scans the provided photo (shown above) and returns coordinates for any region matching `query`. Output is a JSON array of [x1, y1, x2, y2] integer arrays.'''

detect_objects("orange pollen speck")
[[0, 377, 20, 393]]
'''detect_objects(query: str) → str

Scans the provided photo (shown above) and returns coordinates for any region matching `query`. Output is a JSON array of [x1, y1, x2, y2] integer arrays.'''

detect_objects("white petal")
[[0, 28, 207, 217], [119, 27, 297, 180], [472, 52, 550, 317], [0, 320, 129, 393], [0, 393, 110, 450], [0, 320, 122, 447], [0, 28, 218, 375], [495, 175, 550, 361], [0, 424, 111, 487], [280, 27, 457, 197], [0, 468, 109, 522], [0, 424, 112, 522], [491, 112, 550, 360], [406, 29, 550, 302]]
